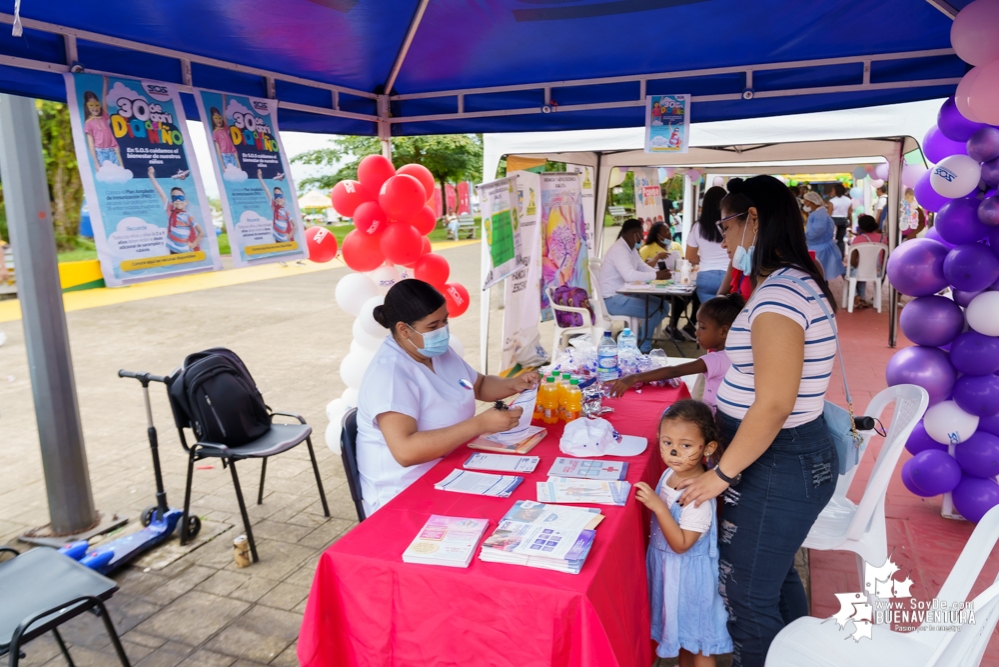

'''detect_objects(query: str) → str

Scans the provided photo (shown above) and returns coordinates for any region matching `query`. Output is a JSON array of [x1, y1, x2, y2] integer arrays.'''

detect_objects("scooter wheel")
[[140, 506, 157, 527], [186, 515, 202, 539]]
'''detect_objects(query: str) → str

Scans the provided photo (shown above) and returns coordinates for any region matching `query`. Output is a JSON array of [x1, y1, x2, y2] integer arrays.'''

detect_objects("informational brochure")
[[194, 90, 308, 266], [434, 470, 524, 498], [402, 515, 489, 568], [537, 478, 631, 506], [548, 457, 629, 481], [64, 74, 223, 286], [464, 453, 540, 474], [479, 501, 600, 574], [644, 94, 690, 154], [484, 388, 539, 446]]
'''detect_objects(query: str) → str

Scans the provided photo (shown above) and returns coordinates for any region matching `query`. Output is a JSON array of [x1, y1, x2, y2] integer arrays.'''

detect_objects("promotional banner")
[[633, 167, 665, 234], [479, 177, 524, 290], [433, 184, 444, 218], [645, 94, 690, 154], [65, 74, 222, 286], [194, 90, 308, 266], [540, 173, 590, 321], [502, 171, 547, 371], [445, 184, 457, 215], [566, 164, 595, 250], [457, 181, 472, 215]]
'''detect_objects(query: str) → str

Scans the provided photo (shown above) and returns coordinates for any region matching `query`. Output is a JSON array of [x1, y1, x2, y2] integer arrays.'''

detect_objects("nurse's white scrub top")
[[356, 336, 478, 515]]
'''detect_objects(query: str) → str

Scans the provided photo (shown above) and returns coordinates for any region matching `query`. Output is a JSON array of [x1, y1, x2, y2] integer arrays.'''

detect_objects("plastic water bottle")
[[618, 328, 638, 354], [597, 332, 619, 383]]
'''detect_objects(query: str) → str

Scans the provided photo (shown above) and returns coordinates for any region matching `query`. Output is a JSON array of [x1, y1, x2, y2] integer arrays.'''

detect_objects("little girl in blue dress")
[[634, 399, 732, 666]]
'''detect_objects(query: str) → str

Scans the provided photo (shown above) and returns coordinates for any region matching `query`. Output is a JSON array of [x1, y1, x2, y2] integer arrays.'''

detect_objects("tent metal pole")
[[0, 94, 97, 534], [383, 0, 431, 95], [681, 175, 694, 250], [886, 142, 904, 348], [925, 0, 958, 18], [593, 153, 604, 257]]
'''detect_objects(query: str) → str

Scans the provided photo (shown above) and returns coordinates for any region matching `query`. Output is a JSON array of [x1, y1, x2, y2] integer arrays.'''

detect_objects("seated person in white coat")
[[357, 279, 540, 515], [599, 218, 672, 353]]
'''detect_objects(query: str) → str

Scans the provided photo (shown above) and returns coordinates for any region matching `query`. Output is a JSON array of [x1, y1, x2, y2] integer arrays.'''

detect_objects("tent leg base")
[[18, 512, 129, 548]]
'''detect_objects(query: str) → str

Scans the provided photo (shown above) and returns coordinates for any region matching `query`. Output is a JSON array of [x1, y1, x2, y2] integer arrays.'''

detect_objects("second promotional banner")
[[195, 91, 308, 266]]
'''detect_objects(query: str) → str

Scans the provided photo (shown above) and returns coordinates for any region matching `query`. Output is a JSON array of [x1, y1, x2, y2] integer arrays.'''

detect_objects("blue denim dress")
[[647, 470, 733, 658]]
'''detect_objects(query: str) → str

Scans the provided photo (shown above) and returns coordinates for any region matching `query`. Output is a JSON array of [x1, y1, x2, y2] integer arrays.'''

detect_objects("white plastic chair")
[[587, 258, 640, 336], [802, 384, 929, 590], [546, 286, 596, 353], [767, 504, 999, 667], [842, 243, 888, 313]]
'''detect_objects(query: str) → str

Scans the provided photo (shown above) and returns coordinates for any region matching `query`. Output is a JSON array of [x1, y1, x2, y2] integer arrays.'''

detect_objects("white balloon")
[[339, 351, 372, 390], [924, 400, 979, 445], [325, 418, 344, 455], [396, 265, 414, 281], [930, 154, 982, 199], [367, 264, 401, 295], [325, 397, 346, 422], [349, 339, 363, 356], [335, 273, 379, 317], [712, 176, 725, 187], [449, 332, 465, 358], [353, 317, 386, 351], [874, 163, 889, 181], [966, 291, 999, 336], [869, 178, 885, 189], [358, 295, 387, 338], [341, 386, 359, 408], [901, 163, 927, 189]]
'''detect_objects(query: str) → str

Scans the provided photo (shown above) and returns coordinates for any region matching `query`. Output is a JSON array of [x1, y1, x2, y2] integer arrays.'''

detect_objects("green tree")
[[36, 100, 84, 245], [293, 134, 483, 196]]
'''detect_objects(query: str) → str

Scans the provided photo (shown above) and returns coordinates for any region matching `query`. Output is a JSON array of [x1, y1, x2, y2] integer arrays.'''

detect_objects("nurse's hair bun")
[[377, 279, 447, 335], [372, 305, 389, 329]]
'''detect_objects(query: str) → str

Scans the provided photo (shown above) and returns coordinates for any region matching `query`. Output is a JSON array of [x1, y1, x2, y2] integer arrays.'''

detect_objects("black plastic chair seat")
[[195, 423, 312, 460], [0, 548, 118, 653]]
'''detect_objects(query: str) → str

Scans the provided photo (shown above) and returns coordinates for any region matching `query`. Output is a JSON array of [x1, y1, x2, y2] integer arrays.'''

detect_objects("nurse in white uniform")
[[356, 279, 539, 515]]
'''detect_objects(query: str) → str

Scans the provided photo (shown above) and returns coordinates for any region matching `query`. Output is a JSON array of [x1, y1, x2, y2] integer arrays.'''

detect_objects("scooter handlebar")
[[118, 369, 168, 384]]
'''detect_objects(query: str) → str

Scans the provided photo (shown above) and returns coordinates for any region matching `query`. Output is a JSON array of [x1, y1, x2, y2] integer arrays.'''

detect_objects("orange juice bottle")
[[557, 373, 570, 420], [540, 377, 559, 424], [533, 376, 549, 422], [565, 379, 582, 422]]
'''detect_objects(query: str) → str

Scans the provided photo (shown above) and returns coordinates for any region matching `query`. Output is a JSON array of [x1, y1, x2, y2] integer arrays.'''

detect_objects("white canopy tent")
[[480, 99, 943, 364]]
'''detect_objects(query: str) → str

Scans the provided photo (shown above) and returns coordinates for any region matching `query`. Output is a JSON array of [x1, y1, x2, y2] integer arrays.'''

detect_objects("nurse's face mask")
[[405, 323, 450, 358]]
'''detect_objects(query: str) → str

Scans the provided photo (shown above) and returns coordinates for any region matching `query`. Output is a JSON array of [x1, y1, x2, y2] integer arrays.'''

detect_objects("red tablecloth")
[[299, 385, 689, 667]]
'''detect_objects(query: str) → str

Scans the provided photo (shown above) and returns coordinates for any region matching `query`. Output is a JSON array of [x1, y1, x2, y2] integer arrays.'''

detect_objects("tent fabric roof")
[[0, 0, 968, 135]]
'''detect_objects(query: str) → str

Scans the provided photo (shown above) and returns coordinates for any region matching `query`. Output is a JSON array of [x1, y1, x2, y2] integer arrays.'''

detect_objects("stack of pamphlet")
[[434, 469, 524, 497], [464, 452, 540, 473], [402, 515, 490, 568], [479, 500, 602, 574], [547, 457, 629, 481], [536, 477, 631, 506]]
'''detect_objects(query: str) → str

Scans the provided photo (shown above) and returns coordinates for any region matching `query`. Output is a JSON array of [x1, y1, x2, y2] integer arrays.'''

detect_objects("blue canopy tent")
[[0, 0, 970, 138]]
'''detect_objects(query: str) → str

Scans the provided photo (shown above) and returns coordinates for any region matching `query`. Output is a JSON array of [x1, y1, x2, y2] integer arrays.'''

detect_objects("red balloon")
[[411, 205, 437, 236], [305, 225, 339, 263], [397, 164, 436, 202], [443, 282, 470, 317], [341, 229, 385, 272], [357, 154, 395, 193], [401, 237, 431, 269], [330, 180, 372, 217], [379, 174, 427, 222], [379, 223, 423, 266], [414, 253, 450, 288], [352, 201, 389, 236]]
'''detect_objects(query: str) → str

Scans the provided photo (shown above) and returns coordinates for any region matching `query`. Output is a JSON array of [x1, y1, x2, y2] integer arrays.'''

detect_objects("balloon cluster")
[[322, 155, 470, 453]]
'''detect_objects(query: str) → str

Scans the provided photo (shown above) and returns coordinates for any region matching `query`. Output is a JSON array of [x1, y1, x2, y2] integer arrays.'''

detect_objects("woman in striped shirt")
[[675, 175, 838, 667]]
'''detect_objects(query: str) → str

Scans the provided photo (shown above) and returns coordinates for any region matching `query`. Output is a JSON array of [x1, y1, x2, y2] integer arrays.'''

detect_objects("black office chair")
[[165, 364, 330, 564], [340, 408, 366, 522], [0, 547, 131, 667]]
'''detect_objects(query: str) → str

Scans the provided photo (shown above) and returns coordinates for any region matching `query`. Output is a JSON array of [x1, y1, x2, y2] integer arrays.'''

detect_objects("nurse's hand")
[[476, 406, 523, 434], [510, 371, 540, 393]]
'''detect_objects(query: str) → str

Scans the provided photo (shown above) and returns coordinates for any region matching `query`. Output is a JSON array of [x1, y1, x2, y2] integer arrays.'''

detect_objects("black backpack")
[[168, 348, 271, 447]]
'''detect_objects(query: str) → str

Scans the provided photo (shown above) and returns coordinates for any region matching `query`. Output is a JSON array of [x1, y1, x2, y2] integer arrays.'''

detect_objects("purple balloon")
[[899, 296, 965, 346], [943, 243, 999, 291], [939, 97, 986, 142], [925, 226, 956, 249], [980, 196, 999, 226], [983, 157, 999, 188], [936, 197, 989, 244], [923, 125, 970, 164], [901, 463, 925, 496], [954, 374, 999, 417], [968, 126, 999, 164], [951, 475, 999, 523], [886, 238, 949, 296], [950, 331, 999, 376], [953, 289, 984, 307], [914, 169, 953, 213], [980, 412, 999, 437], [954, 431, 999, 479], [905, 450, 963, 496], [905, 421, 948, 456], [886, 346, 956, 404]]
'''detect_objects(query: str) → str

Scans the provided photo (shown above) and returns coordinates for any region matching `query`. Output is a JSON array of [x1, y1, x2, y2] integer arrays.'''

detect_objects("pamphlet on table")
[[402, 515, 489, 568], [537, 478, 631, 506], [479, 500, 601, 574], [548, 457, 629, 481], [464, 453, 540, 473], [435, 470, 524, 498]]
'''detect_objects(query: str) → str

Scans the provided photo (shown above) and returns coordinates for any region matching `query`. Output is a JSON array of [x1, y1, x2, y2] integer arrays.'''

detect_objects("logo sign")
[[933, 166, 957, 183]]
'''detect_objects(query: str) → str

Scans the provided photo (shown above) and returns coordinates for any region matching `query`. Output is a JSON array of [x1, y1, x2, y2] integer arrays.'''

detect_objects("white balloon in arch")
[[325, 398, 347, 454], [357, 295, 387, 339], [341, 386, 359, 409], [339, 351, 373, 390], [966, 291, 999, 336], [367, 263, 402, 295], [923, 400, 980, 445], [353, 317, 386, 351], [335, 272, 379, 317], [930, 154, 982, 199]]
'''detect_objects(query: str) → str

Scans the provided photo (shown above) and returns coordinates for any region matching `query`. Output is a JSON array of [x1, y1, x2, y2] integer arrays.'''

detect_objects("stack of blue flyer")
[[536, 478, 631, 506], [479, 500, 602, 574], [547, 457, 629, 481]]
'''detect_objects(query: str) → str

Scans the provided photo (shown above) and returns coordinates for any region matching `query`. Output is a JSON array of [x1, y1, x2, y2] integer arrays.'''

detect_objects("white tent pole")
[[480, 219, 490, 374], [594, 155, 610, 257], [887, 141, 903, 348], [682, 175, 694, 248]]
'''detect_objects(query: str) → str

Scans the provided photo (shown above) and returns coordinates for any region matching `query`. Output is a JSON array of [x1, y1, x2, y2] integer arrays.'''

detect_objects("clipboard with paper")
[[467, 388, 547, 454]]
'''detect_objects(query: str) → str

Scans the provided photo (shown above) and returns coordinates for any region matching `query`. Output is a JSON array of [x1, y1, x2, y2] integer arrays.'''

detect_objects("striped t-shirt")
[[716, 267, 836, 428]]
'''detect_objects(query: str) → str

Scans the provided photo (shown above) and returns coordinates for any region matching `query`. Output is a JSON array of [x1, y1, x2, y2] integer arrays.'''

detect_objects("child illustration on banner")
[[540, 174, 590, 318], [149, 166, 204, 254], [258, 169, 295, 243], [83, 76, 122, 170], [210, 97, 241, 174]]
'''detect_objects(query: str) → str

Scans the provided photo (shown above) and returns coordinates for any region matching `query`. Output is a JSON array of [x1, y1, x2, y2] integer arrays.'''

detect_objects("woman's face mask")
[[406, 323, 450, 357], [731, 218, 756, 275]]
